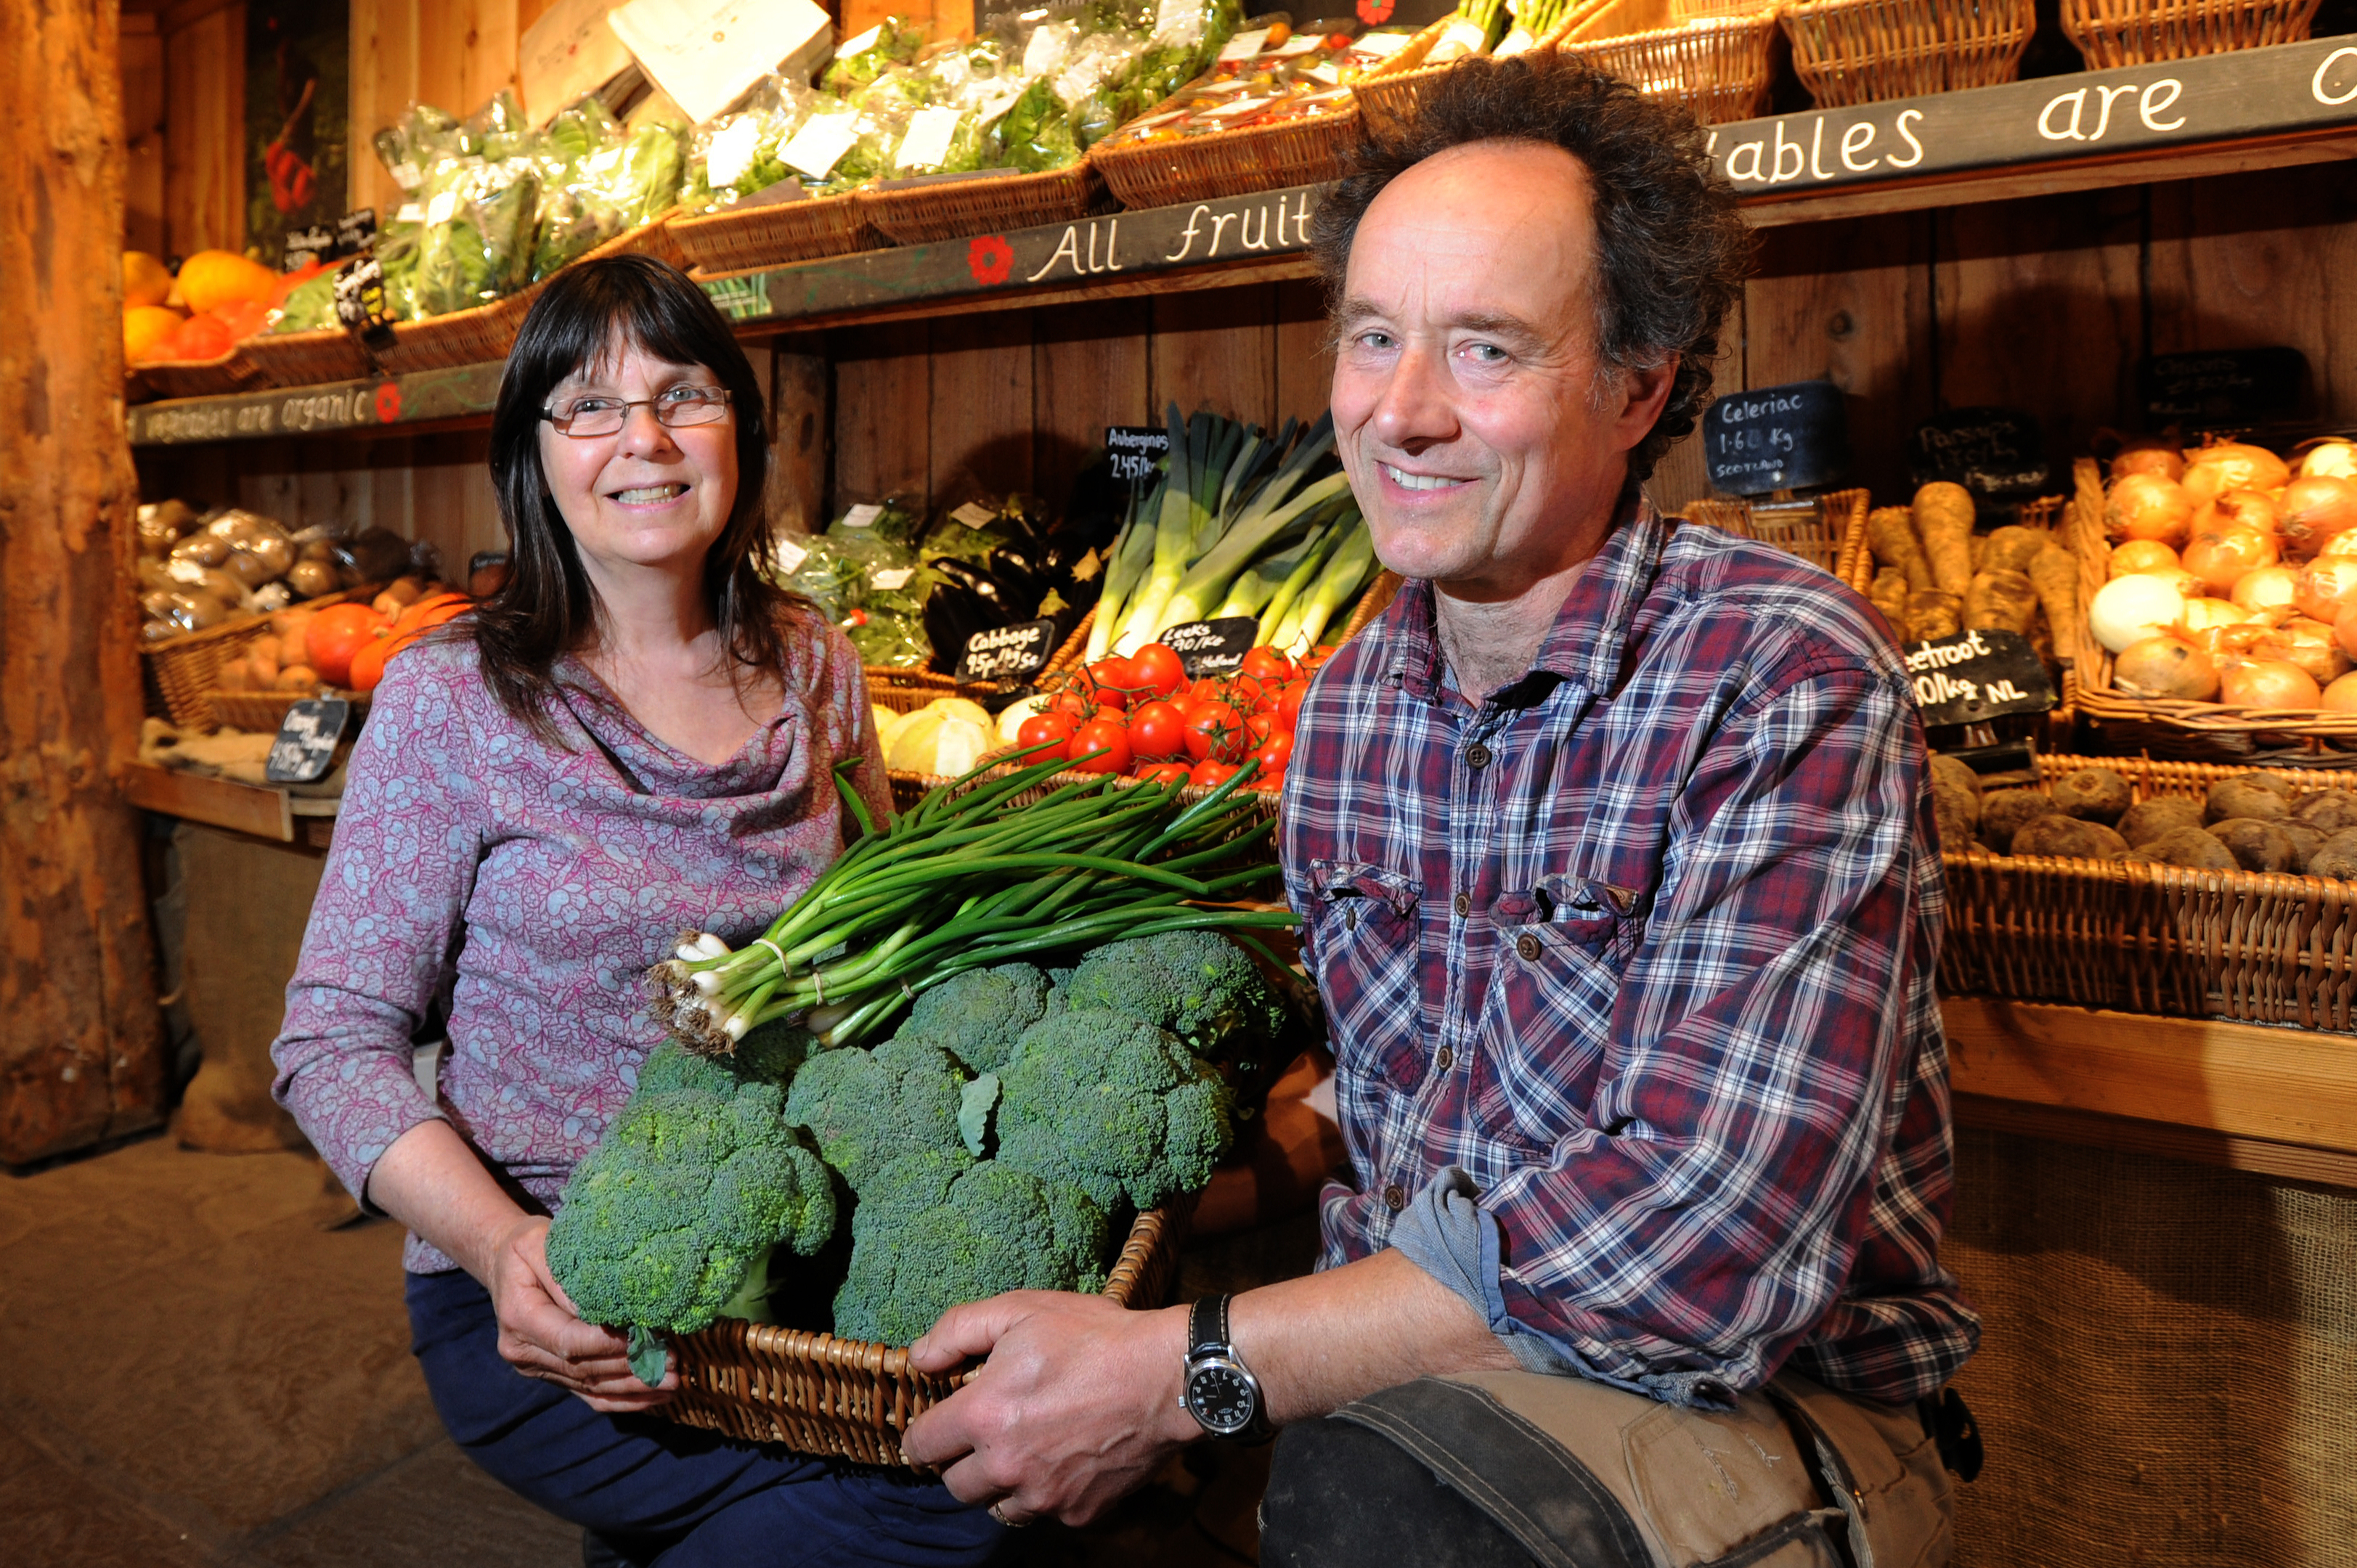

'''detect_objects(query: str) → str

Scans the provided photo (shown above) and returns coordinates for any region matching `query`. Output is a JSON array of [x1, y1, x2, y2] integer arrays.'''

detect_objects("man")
[[904, 55, 1979, 1565]]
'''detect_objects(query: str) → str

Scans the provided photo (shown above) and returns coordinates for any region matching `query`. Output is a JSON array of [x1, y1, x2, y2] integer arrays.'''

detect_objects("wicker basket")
[[1560, 10, 1786, 123], [2059, 0, 2320, 68], [239, 326, 378, 390], [1094, 94, 1366, 211], [131, 348, 268, 401], [1941, 752, 2357, 1029], [862, 162, 1112, 249], [1841, 492, 2069, 594], [375, 216, 683, 376], [1779, 0, 2035, 107], [672, 192, 880, 276], [663, 1201, 1187, 1465], [1352, 7, 1603, 143], [141, 583, 381, 730], [2063, 457, 2357, 759], [1041, 608, 1096, 680], [205, 688, 368, 733], [1683, 488, 1870, 578], [865, 667, 1001, 715]]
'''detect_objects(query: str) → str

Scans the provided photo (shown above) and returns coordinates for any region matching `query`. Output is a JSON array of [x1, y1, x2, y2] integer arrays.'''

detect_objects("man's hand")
[[487, 1216, 677, 1413], [903, 1292, 1198, 1527]]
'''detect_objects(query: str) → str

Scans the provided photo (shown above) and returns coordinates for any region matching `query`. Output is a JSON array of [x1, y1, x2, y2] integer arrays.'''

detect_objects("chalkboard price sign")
[[956, 618, 1057, 683], [333, 255, 398, 351], [1908, 407, 2049, 497], [1158, 616, 1261, 677], [1902, 630, 2055, 727], [2140, 346, 2308, 425], [1702, 380, 1850, 495], [266, 698, 353, 785], [1106, 425, 1171, 484]]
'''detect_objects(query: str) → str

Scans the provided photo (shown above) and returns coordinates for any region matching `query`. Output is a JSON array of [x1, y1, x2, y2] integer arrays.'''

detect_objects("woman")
[[271, 256, 1002, 1568]]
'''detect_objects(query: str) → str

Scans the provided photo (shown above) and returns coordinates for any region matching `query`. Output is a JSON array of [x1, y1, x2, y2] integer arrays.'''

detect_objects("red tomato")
[[1253, 768, 1285, 794], [1187, 759, 1241, 789], [1128, 642, 1187, 699], [1247, 712, 1277, 745], [1277, 679, 1307, 730], [1087, 657, 1139, 708], [1049, 687, 1095, 721], [1187, 676, 1232, 708], [1253, 730, 1295, 774], [1239, 645, 1296, 684], [1136, 760, 1194, 787], [1092, 703, 1130, 727], [1226, 671, 1267, 713], [1184, 702, 1249, 764], [1168, 691, 1202, 720], [1128, 699, 1188, 760], [1067, 719, 1133, 775], [1017, 711, 1078, 751]]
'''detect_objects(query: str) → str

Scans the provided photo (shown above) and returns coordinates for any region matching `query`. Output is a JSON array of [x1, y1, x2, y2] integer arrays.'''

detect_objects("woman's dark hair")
[[1311, 55, 1751, 482], [476, 253, 787, 735]]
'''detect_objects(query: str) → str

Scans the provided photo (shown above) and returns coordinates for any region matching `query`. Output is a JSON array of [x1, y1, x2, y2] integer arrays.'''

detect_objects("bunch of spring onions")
[[654, 748, 1298, 1057], [1089, 404, 1382, 661]]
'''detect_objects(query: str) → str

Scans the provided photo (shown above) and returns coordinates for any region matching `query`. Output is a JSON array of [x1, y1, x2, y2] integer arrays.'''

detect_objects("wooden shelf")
[[121, 762, 336, 848]]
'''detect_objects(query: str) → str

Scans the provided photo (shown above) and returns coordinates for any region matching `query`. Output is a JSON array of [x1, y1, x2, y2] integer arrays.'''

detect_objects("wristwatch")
[[1181, 1294, 1273, 1443]]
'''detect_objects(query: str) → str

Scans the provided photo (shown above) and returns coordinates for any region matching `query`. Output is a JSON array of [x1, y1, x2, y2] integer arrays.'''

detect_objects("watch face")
[[1186, 1363, 1258, 1435]]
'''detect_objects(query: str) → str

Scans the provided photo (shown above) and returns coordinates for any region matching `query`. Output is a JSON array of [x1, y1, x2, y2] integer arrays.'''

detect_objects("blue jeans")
[[406, 1270, 1005, 1568]]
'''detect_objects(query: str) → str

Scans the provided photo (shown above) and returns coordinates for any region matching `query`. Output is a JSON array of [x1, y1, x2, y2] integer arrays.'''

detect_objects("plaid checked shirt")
[[1279, 502, 1979, 1408]]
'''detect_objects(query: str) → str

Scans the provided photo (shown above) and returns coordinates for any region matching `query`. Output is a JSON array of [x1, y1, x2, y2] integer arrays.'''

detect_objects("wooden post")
[[0, 0, 168, 1163]]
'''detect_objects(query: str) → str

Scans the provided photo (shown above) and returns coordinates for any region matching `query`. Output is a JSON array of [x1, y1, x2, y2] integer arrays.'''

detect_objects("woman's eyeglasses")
[[541, 385, 731, 438]]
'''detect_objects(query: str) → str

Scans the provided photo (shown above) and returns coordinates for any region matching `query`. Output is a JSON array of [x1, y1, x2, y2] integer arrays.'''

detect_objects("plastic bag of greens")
[[823, 15, 927, 95], [460, 89, 534, 161], [685, 87, 818, 213], [993, 78, 1079, 173], [415, 158, 542, 316], [271, 270, 339, 333], [373, 103, 463, 197], [374, 219, 423, 321], [770, 534, 866, 621], [531, 118, 686, 280], [846, 605, 933, 669]]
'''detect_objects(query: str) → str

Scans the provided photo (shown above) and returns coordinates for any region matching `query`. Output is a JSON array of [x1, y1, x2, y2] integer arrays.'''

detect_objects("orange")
[[124, 305, 184, 364], [176, 249, 277, 314], [123, 250, 173, 309]]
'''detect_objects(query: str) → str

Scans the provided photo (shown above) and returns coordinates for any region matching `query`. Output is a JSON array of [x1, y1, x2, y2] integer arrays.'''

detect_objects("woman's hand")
[[487, 1216, 679, 1413]]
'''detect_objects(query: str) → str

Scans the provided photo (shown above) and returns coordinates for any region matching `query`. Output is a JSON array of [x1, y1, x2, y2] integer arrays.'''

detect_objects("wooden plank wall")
[[160, 0, 245, 258], [348, 0, 560, 221], [121, 14, 168, 255]]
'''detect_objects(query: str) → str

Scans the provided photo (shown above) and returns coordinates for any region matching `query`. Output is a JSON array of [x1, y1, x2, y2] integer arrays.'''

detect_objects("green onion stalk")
[[651, 747, 1298, 1057]]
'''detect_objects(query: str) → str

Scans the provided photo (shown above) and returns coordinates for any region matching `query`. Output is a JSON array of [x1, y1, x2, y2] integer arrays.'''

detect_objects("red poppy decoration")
[[967, 234, 1016, 287], [1357, 0, 1394, 20], [375, 381, 403, 424]]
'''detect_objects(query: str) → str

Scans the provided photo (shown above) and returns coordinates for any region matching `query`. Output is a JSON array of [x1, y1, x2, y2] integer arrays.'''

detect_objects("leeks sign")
[[1709, 37, 2357, 200]]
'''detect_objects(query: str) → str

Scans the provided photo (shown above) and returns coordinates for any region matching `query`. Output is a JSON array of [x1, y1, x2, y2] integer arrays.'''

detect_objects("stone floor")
[[1, 1133, 1309, 1568]]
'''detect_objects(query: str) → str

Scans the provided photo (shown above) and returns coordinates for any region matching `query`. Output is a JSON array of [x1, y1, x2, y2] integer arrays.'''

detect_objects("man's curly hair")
[[1311, 55, 1750, 483]]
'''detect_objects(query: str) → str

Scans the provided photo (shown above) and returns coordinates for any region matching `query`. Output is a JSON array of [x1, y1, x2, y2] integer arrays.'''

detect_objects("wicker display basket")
[[2059, 0, 2320, 68], [672, 192, 880, 276], [376, 216, 683, 375], [2062, 457, 2357, 759], [865, 667, 1000, 714], [1560, 9, 1786, 123], [205, 688, 368, 733], [1941, 752, 2357, 1030], [862, 162, 1113, 249], [1779, 0, 2035, 107], [141, 582, 382, 730], [1041, 608, 1096, 679], [1352, 7, 1603, 144], [1093, 100, 1367, 211], [664, 1201, 1187, 1466], [239, 326, 378, 389], [131, 348, 268, 401], [1840, 492, 2069, 595], [1683, 488, 1870, 578]]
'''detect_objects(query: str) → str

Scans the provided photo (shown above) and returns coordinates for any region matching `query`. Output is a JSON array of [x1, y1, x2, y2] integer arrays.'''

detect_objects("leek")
[[1277, 518, 1379, 656], [1258, 514, 1351, 647]]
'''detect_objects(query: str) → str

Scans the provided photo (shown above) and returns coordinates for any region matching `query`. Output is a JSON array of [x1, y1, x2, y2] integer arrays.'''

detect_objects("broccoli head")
[[783, 1036, 966, 1193], [1060, 931, 1287, 1063], [898, 962, 1052, 1074], [546, 1042, 836, 1336], [831, 1151, 1109, 1346], [994, 1008, 1234, 1213]]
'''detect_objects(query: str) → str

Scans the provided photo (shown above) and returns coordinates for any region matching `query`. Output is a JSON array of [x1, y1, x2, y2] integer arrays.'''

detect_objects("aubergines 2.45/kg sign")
[[1706, 38, 2357, 200]]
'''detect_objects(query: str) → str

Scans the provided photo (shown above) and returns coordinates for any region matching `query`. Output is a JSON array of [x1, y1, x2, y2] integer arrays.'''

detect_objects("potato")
[[2051, 767, 2131, 825], [169, 531, 232, 568], [2282, 822, 2326, 873], [2118, 797, 2204, 847], [1906, 590, 1963, 643], [276, 663, 319, 692], [1983, 526, 2051, 575], [249, 643, 280, 689], [2238, 771, 2297, 799], [1929, 754, 1982, 809], [2291, 790, 2357, 836], [1963, 569, 2038, 635], [1982, 788, 2064, 854], [2012, 815, 2132, 860], [2206, 818, 2296, 873], [2145, 825, 2240, 871], [2308, 830, 2357, 881], [2205, 777, 2291, 825]]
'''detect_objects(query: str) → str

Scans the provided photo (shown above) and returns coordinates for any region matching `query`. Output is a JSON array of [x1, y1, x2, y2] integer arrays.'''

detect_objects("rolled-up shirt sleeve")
[[272, 656, 485, 1206]]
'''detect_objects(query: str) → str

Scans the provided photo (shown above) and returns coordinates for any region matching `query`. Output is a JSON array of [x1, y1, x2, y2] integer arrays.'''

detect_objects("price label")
[[836, 23, 884, 57], [781, 113, 860, 182], [773, 536, 810, 575], [335, 207, 379, 254], [871, 566, 916, 591], [896, 106, 964, 171], [1703, 379, 1851, 496], [950, 502, 998, 530], [266, 698, 352, 785], [956, 618, 1057, 682], [839, 503, 884, 528], [1909, 407, 2050, 499], [425, 188, 461, 226], [2140, 346, 2308, 425], [1106, 425, 1170, 483], [333, 255, 398, 351], [1352, 30, 1413, 56], [1157, 616, 1261, 677], [1902, 630, 2056, 729]]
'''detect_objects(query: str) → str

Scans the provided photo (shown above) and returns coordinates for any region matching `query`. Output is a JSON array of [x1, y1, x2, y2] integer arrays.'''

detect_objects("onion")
[[2109, 539, 2181, 578], [2199, 489, 2282, 539], [2295, 557, 2357, 622], [2255, 616, 2353, 688], [2335, 599, 2357, 661], [2278, 474, 2357, 554], [2188, 620, 2272, 658], [2114, 635, 2219, 701], [2233, 564, 2302, 614], [2106, 472, 2195, 544], [2089, 573, 2189, 653], [2326, 671, 2357, 712], [2183, 441, 2292, 506], [2110, 438, 2186, 483], [2218, 657, 2323, 710], [2181, 526, 2279, 592], [2300, 440, 2357, 481], [2179, 597, 2252, 637]]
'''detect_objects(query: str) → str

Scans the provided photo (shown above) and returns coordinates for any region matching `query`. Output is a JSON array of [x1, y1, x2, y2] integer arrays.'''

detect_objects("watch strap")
[[1188, 1293, 1233, 1360]]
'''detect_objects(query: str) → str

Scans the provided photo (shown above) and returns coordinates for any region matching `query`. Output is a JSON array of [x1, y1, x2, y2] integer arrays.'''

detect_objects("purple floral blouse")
[[270, 610, 890, 1275]]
